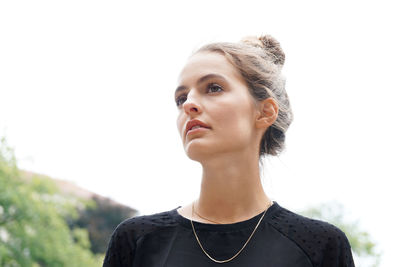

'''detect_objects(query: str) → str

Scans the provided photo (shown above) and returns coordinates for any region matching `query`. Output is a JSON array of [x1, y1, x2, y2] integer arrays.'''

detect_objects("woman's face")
[[175, 52, 261, 161]]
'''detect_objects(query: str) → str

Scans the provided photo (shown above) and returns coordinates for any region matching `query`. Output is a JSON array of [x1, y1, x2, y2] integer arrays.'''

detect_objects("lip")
[[187, 127, 209, 136], [185, 119, 211, 136]]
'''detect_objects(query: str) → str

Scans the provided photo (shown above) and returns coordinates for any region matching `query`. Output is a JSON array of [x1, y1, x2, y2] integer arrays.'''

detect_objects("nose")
[[183, 91, 202, 116]]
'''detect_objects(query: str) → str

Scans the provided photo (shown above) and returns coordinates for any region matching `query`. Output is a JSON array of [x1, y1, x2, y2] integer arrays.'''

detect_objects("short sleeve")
[[103, 223, 136, 267], [322, 228, 355, 267]]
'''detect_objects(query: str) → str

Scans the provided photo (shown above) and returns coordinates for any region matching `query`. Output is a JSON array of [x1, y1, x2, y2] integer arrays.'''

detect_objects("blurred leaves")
[[69, 195, 137, 254], [0, 137, 103, 267]]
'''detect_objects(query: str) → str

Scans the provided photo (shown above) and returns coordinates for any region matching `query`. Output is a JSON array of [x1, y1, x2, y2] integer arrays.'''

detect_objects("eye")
[[207, 83, 223, 93], [175, 94, 187, 107], [175, 83, 223, 107]]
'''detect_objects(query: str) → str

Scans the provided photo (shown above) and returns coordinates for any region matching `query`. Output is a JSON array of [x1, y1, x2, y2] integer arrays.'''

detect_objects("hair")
[[195, 35, 293, 157]]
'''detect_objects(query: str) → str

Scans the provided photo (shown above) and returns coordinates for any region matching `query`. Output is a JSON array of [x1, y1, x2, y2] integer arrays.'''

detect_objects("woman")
[[103, 35, 355, 267]]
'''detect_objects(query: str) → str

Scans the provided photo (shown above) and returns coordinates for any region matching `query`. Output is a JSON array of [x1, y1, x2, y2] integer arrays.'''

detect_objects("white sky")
[[1, 0, 399, 265]]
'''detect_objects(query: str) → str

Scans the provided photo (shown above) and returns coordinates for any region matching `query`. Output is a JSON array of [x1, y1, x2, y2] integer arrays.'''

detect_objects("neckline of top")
[[171, 201, 280, 231]]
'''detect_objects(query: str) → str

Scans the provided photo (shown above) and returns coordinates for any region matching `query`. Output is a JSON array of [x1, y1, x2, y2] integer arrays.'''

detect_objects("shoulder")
[[103, 208, 178, 267], [269, 204, 355, 267], [112, 208, 178, 240]]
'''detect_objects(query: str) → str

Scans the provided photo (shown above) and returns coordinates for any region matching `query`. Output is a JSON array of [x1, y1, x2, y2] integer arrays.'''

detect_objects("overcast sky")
[[1, 0, 399, 265]]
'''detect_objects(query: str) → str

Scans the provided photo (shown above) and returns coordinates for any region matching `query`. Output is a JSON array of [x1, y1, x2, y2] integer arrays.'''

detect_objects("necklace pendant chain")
[[190, 201, 272, 264]]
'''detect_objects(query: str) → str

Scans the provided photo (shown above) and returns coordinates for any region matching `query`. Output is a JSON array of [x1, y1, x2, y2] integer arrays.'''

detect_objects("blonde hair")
[[196, 35, 293, 157]]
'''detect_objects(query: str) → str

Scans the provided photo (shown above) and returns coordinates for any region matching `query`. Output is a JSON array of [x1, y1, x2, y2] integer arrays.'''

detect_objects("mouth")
[[185, 119, 211, 136], [186, 126, 210, 136]]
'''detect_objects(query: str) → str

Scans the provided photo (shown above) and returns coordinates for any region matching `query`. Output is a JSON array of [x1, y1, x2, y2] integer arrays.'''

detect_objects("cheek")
[[176, 114, 185, 136], [216, 104, 254, 134]]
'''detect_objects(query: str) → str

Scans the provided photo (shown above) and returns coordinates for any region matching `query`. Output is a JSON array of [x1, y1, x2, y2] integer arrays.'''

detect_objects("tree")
[[0, 137, 103, 267], [70, 195, 137, 254]]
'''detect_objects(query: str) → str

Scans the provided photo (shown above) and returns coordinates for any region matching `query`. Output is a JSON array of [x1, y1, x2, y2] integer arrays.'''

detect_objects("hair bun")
[[241, 35, 285, 66]]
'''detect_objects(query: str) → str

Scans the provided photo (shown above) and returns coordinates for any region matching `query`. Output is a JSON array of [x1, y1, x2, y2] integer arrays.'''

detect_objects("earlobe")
[[255, 98, 279, 129]]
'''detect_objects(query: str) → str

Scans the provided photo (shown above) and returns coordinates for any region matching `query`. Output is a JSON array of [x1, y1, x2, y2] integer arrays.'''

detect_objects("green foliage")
[[300, 202, 381, 267], [70, 195, 137, 254], [0, 137, 103, 267]]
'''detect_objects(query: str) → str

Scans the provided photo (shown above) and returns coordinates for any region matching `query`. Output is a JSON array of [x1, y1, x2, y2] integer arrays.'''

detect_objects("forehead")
[[177, 52, 244, 85]]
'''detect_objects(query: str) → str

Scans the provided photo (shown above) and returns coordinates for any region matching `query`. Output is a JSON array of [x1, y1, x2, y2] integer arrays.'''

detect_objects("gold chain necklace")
[[192, 205, 222, 224], [190, 201, 272, 264]]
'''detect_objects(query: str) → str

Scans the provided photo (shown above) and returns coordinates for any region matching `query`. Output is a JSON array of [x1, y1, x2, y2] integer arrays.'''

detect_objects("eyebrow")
[[174, 73, 227, 97]]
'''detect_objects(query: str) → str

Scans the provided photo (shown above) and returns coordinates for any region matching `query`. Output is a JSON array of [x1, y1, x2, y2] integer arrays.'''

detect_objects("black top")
[[103, 202, 355, 267]]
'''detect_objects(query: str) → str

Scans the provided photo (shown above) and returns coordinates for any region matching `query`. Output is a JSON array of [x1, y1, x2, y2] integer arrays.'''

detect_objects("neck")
[[196, 151, 270, 223]]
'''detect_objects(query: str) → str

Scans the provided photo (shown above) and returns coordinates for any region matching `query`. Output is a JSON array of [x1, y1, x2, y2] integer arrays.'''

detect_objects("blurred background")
[[1, 0, 399, 266]]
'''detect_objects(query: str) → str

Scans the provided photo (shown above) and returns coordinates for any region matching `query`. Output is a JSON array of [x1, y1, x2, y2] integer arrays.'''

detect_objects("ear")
[[255, 97, 279, 129]]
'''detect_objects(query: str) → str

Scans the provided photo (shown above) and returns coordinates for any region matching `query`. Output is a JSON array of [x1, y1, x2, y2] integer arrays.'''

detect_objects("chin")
[[185, 148, 207, 162], [184, 140, 215, 162]]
